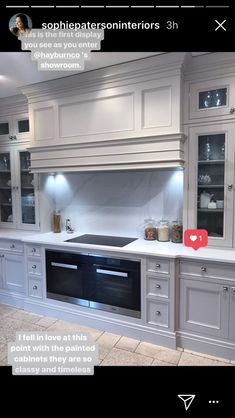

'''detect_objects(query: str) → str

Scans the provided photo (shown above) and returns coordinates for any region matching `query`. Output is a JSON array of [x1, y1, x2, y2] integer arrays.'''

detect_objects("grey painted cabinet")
[[187, 123, 235, 247], [3, 253, 25, 293], [0, 252, 25, 294], [229, 287, 235, 341], [179, 278, 229, 339]]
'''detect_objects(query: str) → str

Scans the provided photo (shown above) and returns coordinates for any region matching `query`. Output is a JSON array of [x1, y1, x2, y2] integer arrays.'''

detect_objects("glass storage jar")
[[143, 218, 157, 240], [52, 210, 61, 233], [157, 220, 169, 242], [171, 220, 183, 243]]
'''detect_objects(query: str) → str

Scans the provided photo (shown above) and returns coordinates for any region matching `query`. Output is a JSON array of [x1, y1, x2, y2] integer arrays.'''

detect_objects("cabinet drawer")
[[180, 260, 235, 281], [28, 279, 42, 298], [146, 300, 169, 328], [27, 260, 41, 276], [0, 239, 23, 253], [26, 245, 41, 258], [146, 258, 170, 275], [146, 276, 169, 298]]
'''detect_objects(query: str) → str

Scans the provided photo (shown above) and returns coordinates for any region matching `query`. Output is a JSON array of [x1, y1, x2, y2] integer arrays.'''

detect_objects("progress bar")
[[4, 4, 231, 9]]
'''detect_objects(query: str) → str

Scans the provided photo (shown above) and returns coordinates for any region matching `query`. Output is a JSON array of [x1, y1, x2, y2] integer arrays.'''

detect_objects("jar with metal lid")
[[157, 220, 169, 242], [171, 220, 183, 243], [143, 218, 157, 240]]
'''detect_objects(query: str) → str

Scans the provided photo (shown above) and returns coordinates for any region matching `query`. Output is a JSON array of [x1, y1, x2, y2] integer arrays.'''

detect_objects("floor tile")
[[35, 316, 58, 328], [115, 336, 140, 352], [10, 310, 43, 324], [0, 304, 21, 317], [151, 358, 177, 366], [96, 332, 121, 350], [136, 342, 181, 365], [183, 348, 230, 363], [178, 352, 230, 366], [100, 347, 153, 366]]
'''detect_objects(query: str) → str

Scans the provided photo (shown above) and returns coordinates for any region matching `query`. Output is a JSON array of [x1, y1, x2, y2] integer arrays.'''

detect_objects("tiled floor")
[[0, 303, 233, 367]]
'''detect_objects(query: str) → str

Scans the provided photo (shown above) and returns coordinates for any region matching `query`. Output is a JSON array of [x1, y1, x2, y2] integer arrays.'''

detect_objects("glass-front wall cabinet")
[[0, 149, 38, 229], [197, 134, 225, 238], [19, 151, 35, 225], [188, 124, 235, 247], [0, 152, 13, 223]]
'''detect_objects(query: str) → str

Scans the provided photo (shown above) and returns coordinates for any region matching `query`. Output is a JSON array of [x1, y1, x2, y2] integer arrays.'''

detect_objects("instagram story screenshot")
[[0, 0, 234, 413]]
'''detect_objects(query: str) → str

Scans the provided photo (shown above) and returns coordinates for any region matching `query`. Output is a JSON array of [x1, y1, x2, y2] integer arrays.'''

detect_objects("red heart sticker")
[[184, 229, 208, 250]]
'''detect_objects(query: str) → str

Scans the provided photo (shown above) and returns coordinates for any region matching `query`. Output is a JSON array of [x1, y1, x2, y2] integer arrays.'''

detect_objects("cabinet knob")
[[9, 135, 14, 140], [0, 254, 4, 258], [230, 107, 235, 114], [231, 287, 235, 294], [201, 267, 207, 272], [33, 285, 38, 290], [10, 244, 15, 249], [155, 284, 161, 289], [32, 248, 36, 253], [228, 184, 233, 191], [155, 311, 161, 316], [223, 286, 229, 292], [32, 265, 37, 269], [155, 264, 161, 269]]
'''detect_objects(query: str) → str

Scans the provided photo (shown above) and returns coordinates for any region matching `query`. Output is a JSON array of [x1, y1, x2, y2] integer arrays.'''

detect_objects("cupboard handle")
[[155, 284, 161, 289], [33, 285, 38, 290], [223, 286, 229, 292], [228, 184, 233, 191], [155, 311, 161, 316], [230, 107, 235, 114], [231, 287, 235, 294], [201, 267, 206, 272]]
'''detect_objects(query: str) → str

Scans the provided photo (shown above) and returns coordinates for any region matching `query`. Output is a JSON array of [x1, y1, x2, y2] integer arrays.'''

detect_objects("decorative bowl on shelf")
[[198, 174, 212, 185]]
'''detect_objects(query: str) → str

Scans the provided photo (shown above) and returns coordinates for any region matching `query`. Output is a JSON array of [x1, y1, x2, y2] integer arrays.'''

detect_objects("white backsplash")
[[43, 170, 183, 237]]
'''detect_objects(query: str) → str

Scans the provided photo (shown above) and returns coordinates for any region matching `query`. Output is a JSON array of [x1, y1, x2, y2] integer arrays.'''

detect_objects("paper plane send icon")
[[178, 394, 196, 411]]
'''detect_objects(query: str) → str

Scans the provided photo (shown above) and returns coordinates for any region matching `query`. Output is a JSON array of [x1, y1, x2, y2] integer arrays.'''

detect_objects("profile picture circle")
[[9, 14, 32, 37]]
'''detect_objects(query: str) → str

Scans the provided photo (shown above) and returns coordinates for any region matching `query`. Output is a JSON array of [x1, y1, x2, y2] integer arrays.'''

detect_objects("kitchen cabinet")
[[145, 257, 175, 332], [179, 259, 235, 342], [26, 244, 43, 299], [185, 75, 235, 123], [229, 287, 235, 340], [0, 146, 39, 229], [0, 241, 25, 294], [187, 122, 235, 247], [0, 113, 30, 144]]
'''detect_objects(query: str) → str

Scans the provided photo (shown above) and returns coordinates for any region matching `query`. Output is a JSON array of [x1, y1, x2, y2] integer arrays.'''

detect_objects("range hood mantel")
[[24, 53, 189, 173], [28, 133, 186, 173]]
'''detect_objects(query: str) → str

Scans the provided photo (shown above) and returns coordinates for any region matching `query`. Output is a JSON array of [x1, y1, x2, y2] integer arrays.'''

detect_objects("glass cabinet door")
[[0, 152, 13, 223], [197, 134, 225, 238], [19, 151, 36, 225]]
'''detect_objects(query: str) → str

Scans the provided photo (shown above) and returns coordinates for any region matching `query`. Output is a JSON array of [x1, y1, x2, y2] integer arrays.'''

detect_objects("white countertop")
[[2, 229, 231, 263]]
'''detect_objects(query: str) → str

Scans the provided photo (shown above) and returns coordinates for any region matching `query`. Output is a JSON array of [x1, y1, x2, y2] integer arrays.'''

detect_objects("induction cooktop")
[[65, 234, 137, 247]]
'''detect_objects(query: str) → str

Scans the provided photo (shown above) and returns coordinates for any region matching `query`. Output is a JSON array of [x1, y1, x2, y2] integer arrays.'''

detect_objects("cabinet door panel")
[[179, 278, 228, 338], [229, 287, 235, 341], [3, 253, 25, 293], [188, 123, 235, 247]]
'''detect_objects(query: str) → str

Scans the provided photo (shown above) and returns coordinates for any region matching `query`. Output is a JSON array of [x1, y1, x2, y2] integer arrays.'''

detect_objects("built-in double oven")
[[46, 250, 141, 318]]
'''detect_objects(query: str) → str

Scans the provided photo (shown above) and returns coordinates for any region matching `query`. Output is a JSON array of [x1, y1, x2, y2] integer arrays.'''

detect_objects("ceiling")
[[0, 52, 162, 99]]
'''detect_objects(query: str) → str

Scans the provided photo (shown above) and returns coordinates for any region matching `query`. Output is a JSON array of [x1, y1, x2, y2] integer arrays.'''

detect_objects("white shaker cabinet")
[[0, 113, 30, 144], [187, 123, 235, 247], [185, 75, 235, 123], [179, 277, 229, 339], [0, 240, 25, 294], [179, 259, 235, 343], [0, 146, 39, 229]]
